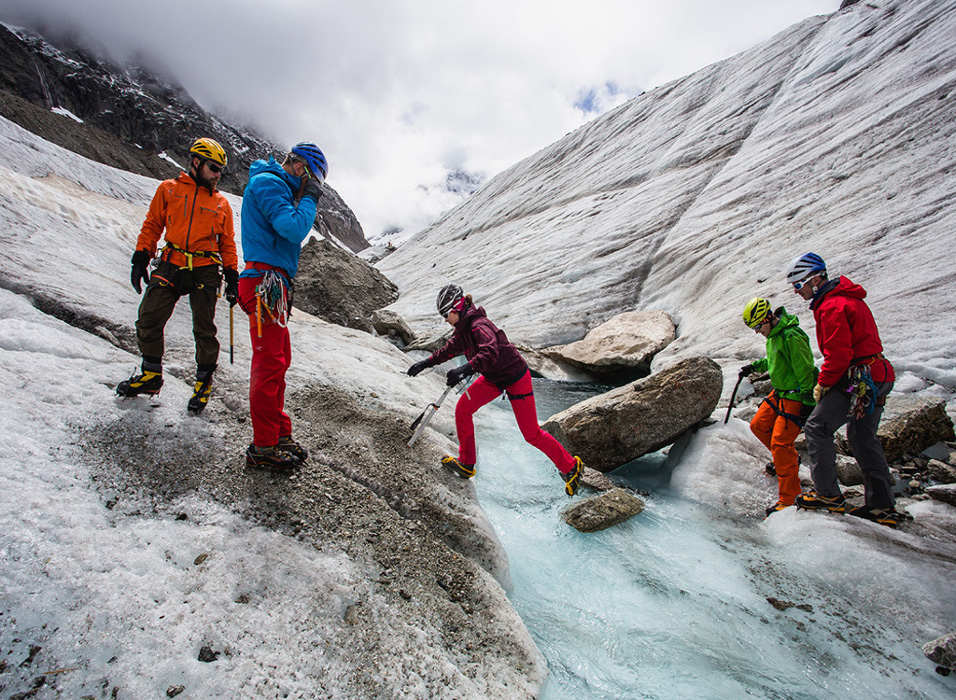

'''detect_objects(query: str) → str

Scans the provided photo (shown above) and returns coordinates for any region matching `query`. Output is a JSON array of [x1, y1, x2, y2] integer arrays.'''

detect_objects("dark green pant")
[[135, 261, 222, 367]]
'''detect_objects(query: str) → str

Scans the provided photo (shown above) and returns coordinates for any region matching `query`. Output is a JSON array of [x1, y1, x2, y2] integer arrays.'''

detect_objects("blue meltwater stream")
[[470, 379, 955, 700]]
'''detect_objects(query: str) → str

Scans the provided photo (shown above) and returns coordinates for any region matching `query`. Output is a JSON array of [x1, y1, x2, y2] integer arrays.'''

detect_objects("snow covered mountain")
[[0, 22, 368, 252], [379, 0, 956, 398]]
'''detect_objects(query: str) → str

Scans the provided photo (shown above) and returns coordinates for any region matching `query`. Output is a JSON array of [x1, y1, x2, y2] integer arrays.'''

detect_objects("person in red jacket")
[[116, 138, 239, 413], [407, 285, 584, 496], [786, 253, 906, 528]]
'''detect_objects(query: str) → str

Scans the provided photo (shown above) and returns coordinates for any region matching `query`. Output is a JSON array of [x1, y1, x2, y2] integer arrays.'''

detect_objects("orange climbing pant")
[[750, 391, 804, 506]]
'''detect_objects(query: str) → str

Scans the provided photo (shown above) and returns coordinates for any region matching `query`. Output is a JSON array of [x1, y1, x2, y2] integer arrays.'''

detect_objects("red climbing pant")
[[239, 276, 292, 447]]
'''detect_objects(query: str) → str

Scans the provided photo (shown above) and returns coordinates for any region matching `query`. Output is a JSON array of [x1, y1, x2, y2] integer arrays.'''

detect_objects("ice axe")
[[724, 371, 746, 424], [229, 305, 234, 365], [407, 378, 471, 448]]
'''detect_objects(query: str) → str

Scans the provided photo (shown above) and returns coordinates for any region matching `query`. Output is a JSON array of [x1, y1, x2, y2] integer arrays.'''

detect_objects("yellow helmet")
[[743, 297, 773, 329], [188, 138, 227, 168]]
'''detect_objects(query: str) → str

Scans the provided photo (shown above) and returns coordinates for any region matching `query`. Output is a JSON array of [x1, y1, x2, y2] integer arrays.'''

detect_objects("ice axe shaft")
[[229, 305, 234, 365], [724, 373, 745, 424], [408, 385, 454, 447]]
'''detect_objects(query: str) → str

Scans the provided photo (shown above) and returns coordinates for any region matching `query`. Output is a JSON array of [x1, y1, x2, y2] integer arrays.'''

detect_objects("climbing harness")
[[760, 392, 810, 429], [161, 240, 222, 271]]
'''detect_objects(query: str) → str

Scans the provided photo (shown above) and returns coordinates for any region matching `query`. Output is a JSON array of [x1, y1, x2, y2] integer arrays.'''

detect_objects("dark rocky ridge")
[[0, 23, 368, 252]]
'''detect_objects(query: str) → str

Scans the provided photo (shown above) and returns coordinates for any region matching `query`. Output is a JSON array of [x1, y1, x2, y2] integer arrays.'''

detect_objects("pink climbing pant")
[[454, 370, 576, 473]]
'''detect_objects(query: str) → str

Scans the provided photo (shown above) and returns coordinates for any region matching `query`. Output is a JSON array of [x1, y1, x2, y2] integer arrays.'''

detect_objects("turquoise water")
[[472, 380, 955, 700]]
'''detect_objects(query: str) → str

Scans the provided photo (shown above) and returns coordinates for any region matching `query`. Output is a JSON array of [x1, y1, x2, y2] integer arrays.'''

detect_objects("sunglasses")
[[205, 161, 224, 174], [292, 157, 325, 184], [792, 277, 813, 291]]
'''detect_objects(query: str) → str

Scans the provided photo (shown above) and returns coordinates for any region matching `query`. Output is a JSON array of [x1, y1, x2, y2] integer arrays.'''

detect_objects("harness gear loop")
[[846, 362, 879, 420]]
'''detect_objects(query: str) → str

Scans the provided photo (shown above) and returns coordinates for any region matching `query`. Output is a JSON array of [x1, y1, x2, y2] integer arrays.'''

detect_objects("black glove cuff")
[[131, 250, 151, 267], [224, 268, 239, 285]]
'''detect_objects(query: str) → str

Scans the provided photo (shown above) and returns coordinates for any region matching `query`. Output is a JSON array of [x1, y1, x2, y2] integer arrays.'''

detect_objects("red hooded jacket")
[[811, 276, 894, 387], [429, 304, 528, 388]]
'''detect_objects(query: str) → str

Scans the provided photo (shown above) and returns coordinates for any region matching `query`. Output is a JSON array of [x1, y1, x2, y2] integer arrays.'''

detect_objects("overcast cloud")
[[0, 0, 837, 240]]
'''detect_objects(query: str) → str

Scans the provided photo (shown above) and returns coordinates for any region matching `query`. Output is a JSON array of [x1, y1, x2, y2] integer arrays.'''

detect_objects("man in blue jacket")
[[237, 143, 328, 471]]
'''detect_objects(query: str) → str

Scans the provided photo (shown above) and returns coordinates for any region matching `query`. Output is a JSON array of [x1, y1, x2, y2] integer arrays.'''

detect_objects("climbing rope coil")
[[255, 269, 290, 337]]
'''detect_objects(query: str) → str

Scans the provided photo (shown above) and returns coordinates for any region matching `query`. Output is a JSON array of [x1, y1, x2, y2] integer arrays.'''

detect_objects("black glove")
[[301, 177, 322, 205], [130, 250, 151, 294], [738, 364, 754, 378], [446, 363, 476, 387], [223, 268, 240, 307], [407, 360, 430, 377]]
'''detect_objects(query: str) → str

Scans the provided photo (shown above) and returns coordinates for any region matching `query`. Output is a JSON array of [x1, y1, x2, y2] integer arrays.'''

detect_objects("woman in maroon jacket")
[[407, 285, 584, 496]]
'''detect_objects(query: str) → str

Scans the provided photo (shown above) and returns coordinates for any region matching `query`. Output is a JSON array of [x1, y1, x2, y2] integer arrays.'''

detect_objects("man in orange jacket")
[[116, 138, 239, 413]]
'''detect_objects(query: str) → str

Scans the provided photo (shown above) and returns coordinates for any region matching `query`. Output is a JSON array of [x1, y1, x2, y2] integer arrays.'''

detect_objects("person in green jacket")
[[740, 298, 817, 516]]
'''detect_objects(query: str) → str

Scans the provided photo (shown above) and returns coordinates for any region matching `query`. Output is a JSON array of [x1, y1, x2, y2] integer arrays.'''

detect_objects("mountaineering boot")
[[441, 455, 476, 479], [277, 435, 308, 463], [562, 456, 585, 496], [765, 501, 790, 517], [116, 360, 163, 397], [246, 444, 297, 472], [795, 491, 847, 514], [848, 506, 912, 529], [187, 365, 216, 414]]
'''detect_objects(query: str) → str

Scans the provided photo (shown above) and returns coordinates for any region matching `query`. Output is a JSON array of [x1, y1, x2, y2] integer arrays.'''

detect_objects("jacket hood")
[[810, 276, 866, 310], [455, 303, 486, 329], [248, 157, 301, 192], [769, 307, 800, 336], [831, 276, 867, 299]]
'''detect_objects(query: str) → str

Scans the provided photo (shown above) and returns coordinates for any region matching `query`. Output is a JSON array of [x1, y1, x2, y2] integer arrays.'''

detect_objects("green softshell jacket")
[[750, 307, 817, 406]]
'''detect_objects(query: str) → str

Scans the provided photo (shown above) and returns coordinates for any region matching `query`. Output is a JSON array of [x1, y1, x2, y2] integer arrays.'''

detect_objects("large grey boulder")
[[370, 308, 416, 347], [835, 454, 864, 487], [294, 238, 398, 332], [927, 459, 956, 485], [405, 327, 453, 353], [877, 398, 956, 463], [562, 488, 645, 532], [922, 632, 956, 675], [925, 484, 956, 507], [545, 310, 676, 376], [542, 357, 723, 472]]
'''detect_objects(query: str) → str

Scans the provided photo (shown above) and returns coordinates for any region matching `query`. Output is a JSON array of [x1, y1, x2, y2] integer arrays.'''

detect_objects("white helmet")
[[785, 252, 826, 284]]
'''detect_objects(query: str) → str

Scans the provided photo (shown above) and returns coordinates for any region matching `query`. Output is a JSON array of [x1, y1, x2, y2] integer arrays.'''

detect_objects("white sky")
[[0, 0, 837, 238]]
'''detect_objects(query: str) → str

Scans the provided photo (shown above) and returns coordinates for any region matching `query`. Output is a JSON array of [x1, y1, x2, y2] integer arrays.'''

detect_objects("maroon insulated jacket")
[[429, 304, 528, 387]]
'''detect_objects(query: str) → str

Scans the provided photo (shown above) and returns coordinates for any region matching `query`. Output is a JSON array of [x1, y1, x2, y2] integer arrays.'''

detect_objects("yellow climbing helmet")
[[188, 138, 227, 168], [743, 297, 773, 329]]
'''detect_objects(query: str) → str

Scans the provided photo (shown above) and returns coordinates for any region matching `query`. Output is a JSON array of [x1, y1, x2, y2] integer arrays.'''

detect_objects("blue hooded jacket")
[[239, 157, 318, 279]]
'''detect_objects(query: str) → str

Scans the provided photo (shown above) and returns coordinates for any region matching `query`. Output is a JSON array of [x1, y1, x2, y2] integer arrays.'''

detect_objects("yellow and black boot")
[[187, 365, 215, 414], [277, 435, 308, 463], [441, 455, 476, 479], [116, 360, 163, 397], [562, 456, 585, 496]]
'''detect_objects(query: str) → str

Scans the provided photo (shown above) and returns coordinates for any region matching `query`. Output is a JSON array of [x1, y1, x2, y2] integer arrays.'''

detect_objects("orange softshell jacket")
[[136, 173, 238, 271]]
